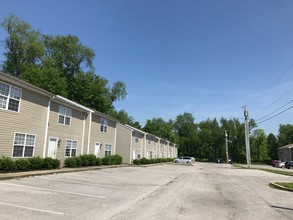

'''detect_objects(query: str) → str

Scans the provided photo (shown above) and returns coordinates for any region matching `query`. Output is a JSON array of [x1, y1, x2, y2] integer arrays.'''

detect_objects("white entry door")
[[94, 142, 100, 157], [48, 138, 58, 158]]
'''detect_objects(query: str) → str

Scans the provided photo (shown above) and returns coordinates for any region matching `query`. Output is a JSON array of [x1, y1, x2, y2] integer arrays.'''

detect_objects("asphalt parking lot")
[[0, 163, 292, 220]]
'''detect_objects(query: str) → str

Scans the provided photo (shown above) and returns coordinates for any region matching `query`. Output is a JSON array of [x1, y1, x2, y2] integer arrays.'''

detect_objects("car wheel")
[[187, 161, 190, 165], [175, 161, 178, 163]]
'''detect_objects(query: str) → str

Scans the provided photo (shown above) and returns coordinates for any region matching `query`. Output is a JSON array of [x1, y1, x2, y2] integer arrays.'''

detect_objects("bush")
[[87, 154, 97, 166], [28, 157, 44, 169], [79, 155, 90, 166], [64, 157, 78, 168], [0, 156, 15, 171], [15, 159, 30, 171], [95, 157, 102, 166], [102, 155, 123, 165], [43, 157, 60, 169], [133, 159, 141, 165]]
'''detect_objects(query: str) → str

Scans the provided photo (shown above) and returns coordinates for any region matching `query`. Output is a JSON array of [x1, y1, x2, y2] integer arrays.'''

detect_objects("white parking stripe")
[[0, 201, 64, 215], [36, 176, 129, 190], [0, 182, 105, 199]]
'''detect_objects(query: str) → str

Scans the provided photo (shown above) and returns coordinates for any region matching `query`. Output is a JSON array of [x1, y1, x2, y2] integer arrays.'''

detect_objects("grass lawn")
[[275, 182, 293, 189]]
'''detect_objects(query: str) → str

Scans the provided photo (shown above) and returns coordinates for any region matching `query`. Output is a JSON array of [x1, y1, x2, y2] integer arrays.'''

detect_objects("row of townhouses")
[[0, 71, 178, 164]]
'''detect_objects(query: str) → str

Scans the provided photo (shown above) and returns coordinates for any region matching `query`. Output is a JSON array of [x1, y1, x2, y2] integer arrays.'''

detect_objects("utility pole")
[[225, 130, 229, 163], [243, 106, 251, 168]]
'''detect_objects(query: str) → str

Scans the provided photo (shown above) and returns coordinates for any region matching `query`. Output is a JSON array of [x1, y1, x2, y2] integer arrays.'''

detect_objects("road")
[[0, 163, 292, 220]]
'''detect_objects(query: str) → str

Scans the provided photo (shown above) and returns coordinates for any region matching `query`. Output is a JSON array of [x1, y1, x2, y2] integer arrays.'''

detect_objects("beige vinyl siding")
[[146, 135, 157, 159], [47, 101, 85, 163], [0, 87, 48, 157], [132, 131, 144, 159], [88, 114, 116, 157], [116, 124, 132, 164]]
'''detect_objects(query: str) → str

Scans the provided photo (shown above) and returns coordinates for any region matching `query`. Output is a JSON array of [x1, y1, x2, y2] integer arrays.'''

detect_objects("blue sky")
[[1, 0, 293, 135]]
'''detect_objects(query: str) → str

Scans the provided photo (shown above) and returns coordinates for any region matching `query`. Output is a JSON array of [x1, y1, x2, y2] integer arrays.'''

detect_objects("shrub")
[[79, 155, 90, 166], [64, 157, 78, 168], [0, 156, 15, 171], [15, 159, 31, 171], [28, 157, 44, 169], [133, 159, 141, 165], [140, 157, 149, 164], [87, 154, 97, 166], [95, 157, 102, 166], [102, 155, 123, 165], [43, 157, 60, 169], [102, 156, 111, 165]]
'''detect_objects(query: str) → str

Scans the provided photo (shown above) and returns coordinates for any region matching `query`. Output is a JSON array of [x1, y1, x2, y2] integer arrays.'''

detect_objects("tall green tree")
[[173, 112, 198, 157], [1, 14, 127, 113], [278, 124, 293, 146], [109, 109, 141, 129], [1, 15, 44, 77], [143, 117, 178, 143], [250, 129, 269, 163], [267, 133, 279, 160]]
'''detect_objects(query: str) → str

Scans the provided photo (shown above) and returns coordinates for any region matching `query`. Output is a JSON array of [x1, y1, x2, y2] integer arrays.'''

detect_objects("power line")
[[256, 99, 293, 122], [246, 63, 293, 106], [256, 105, 293, 125]]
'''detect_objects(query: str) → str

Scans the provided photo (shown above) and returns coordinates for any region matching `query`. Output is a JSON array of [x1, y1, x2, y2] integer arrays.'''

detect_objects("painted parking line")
[[0, 201, 64, 215], [36, 176, 129, 190], [0, 182, 105, 199]]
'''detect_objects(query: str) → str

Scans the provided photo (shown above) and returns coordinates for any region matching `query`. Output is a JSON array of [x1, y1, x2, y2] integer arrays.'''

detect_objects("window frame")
[[58, 105, 72, 126], [12, 132, 36, 158], [0, 81, 22, 112], [104, 143, 112, 156], [100, 118, 108, 133], [65, 139, 77, 157]]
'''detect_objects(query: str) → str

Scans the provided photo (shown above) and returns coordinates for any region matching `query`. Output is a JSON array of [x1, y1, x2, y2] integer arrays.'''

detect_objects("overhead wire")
[[255, 99, 293, 122], [256, 105, 293, 125], [246, 63, 293, 107]]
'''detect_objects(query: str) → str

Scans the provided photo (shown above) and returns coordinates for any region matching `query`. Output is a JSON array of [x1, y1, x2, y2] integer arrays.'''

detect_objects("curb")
[[269, 182, 293, 192], [0, 164, 129, 181]]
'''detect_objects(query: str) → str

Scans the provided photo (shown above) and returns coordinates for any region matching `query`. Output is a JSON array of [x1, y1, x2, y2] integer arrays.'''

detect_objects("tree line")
[[1, 15, 293, 163]]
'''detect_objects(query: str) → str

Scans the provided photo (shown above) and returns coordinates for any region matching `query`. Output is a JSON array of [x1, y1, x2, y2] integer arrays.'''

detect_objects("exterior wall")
[[0, 82, 49, 158], [116, 124, 132, 164], [132, 131, 144, 159], [88, 114, 116, 158], [278, 146, 293, 162], [47, 101, 85, 163], [146, 135, 157, 159]]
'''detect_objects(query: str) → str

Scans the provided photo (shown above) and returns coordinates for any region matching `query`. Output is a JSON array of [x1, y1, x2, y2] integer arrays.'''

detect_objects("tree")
[[173, 112, 198, 157], [1, 15, 44, 77], [250, 129, 269, 163], [1, 14, 127, 113], [109, 109, 141, 129], [143, 117, 178, 143], [267, 133, 279, 160], [278, 124, 293, 146]]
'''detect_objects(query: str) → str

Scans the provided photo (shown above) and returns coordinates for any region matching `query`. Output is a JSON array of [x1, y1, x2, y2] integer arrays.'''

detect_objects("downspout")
[[43, 96, 55, 158], [143, 134, 147, 158], [130, 129, 133, 164], [87, 112, 92, 154], [114, 123, 117, 155], [81, 112, 87, 155]]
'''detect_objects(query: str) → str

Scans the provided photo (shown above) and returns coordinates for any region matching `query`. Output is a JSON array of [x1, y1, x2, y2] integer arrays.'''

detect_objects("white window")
[[148, 151, 153, 159], [105, 144, 112, 156], [12, 133, 35, 157], [100, 118, 108, 132], [0, 81, 21, 112], [137, 150, 141, 159], [58, 106, 72, 126], [65, 140, 77, 157], [135, 137, 139, 143]]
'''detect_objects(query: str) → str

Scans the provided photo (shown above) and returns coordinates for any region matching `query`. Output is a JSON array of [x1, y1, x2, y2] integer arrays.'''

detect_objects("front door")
[[94, 142, 100, 157], [48, 138, 58, 158]]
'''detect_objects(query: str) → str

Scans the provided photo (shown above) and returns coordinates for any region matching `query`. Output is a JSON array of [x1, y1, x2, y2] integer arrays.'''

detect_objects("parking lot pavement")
[[0, 164, 189, 220], [0, 163, 292, 220]]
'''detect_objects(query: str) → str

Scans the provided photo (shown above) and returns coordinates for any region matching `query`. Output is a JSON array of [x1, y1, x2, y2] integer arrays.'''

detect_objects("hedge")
[[64, 154, 122, 168], [133, 157, 174, 165], [0, 156, 60, 172]]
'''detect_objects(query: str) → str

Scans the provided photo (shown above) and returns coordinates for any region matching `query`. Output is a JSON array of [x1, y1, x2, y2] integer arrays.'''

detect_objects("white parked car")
[[174, 156, 194, 164], [277, 161, 286, 168]]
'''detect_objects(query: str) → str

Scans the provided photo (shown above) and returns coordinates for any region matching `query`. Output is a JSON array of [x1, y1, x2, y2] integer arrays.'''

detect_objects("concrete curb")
[[269, 182, 293, 192], [0, 164, 129, 181]]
